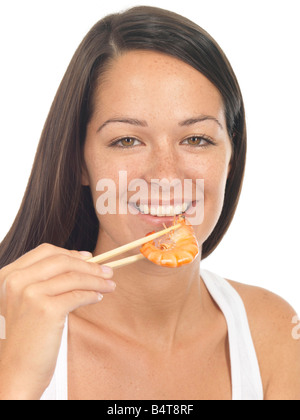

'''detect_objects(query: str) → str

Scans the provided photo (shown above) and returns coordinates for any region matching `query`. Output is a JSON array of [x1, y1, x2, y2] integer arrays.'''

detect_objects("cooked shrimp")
[[140, 216, 199, 267]]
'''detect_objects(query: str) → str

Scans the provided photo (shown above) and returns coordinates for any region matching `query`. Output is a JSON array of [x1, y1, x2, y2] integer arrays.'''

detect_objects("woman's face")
[[83, 50, 232, 253]]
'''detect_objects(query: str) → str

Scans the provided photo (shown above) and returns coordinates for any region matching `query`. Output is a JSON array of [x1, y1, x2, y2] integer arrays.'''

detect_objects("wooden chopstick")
[[88, 222, 182, 265], [103, 253, 145, 269]]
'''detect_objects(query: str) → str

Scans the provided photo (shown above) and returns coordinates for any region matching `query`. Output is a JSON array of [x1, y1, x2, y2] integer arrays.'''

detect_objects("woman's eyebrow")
[[97, 118, 148, 133], [96, 114, 223, 133], [179, 115, 223, 130]]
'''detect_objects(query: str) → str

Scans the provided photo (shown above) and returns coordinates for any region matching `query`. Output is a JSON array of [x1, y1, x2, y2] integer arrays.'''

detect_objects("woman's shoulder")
[[226, 278, 300, 400], [226, 278, 297, 322]]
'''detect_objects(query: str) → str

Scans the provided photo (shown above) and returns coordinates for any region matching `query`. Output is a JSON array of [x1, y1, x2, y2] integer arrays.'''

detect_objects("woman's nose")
[[143, 145, 185, 183]]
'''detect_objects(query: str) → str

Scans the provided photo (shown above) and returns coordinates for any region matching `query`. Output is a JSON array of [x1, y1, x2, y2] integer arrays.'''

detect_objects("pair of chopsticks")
[[87, 222, 182, 269]]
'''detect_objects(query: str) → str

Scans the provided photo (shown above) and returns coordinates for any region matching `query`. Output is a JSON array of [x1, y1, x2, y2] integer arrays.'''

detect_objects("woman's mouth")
[[126, 200, 201, 226], [132, 202, 193, 217]]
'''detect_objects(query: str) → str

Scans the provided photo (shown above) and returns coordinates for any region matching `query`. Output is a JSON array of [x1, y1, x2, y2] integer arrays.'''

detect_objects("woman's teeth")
[[135, 203, 191, 216]]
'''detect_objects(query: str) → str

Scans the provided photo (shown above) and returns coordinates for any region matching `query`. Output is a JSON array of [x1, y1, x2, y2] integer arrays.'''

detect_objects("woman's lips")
[[128, 201, 198, 225], [130, 201, 193, 215]]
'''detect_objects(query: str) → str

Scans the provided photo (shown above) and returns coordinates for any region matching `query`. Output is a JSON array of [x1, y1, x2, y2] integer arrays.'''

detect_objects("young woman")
[[0, 6, 299, 400]]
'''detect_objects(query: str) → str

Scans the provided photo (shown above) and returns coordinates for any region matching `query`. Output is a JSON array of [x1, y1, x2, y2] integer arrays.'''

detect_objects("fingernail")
[[79, 251, 93, 259], [97, 293, 104, 301], [106, 280, 117, 290], [101, 265, 114, 276]]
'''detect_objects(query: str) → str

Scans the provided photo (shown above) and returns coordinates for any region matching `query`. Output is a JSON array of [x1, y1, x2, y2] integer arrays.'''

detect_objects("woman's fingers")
[[2, 252, 113, 294], [0, 245, 115, 325], [52, 290, 105, 315], [25, 272, 116, 297], [1, 243, 93, 273], [0, 244, 116, 400]]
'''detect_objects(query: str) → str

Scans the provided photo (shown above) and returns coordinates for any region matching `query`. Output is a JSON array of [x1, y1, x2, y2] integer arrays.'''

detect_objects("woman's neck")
[[75, 253, 216, 350]]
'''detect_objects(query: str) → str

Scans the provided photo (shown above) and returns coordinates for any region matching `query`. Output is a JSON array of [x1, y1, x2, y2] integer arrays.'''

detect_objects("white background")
[[0, 0, 299, 314]]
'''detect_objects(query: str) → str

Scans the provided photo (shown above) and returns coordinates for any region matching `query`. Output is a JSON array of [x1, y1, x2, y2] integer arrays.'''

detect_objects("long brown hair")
[[0, 6, 246, 268]]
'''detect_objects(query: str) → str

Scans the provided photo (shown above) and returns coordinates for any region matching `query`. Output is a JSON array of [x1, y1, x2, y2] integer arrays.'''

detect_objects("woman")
[[0, 6, 299, 400]]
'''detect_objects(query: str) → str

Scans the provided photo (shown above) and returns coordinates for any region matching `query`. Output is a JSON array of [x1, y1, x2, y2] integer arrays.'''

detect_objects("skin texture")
[[0, 246, 116, 400], [76, 51, 299, 400], [1, 51, 299, 400], [83, 50, 232, 260]]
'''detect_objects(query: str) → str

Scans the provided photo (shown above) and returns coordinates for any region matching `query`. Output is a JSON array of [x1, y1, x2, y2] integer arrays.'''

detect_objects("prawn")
[[140, 216, 199, 267]]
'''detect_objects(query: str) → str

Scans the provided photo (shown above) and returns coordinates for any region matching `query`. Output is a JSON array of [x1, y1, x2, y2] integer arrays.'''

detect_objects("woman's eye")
[[109, 135, 215, 148], [110, 137, 141, 148], [182, 136, 214, 147]]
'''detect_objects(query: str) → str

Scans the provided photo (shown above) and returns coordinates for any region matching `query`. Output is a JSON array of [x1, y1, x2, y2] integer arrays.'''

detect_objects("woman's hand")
[[0, 244, 116, 400]]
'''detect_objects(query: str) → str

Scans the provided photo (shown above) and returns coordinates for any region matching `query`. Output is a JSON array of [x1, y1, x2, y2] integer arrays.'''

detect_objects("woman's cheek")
[[194, 164, 228, 245], [88, 165, 139, 218]]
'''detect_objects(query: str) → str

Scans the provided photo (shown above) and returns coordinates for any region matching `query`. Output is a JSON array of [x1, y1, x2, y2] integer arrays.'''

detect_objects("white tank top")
[[41, 269, 264, 400]]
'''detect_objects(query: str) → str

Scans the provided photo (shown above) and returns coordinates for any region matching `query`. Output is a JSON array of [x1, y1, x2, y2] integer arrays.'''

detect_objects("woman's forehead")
[[92, 50, 225, 123]]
